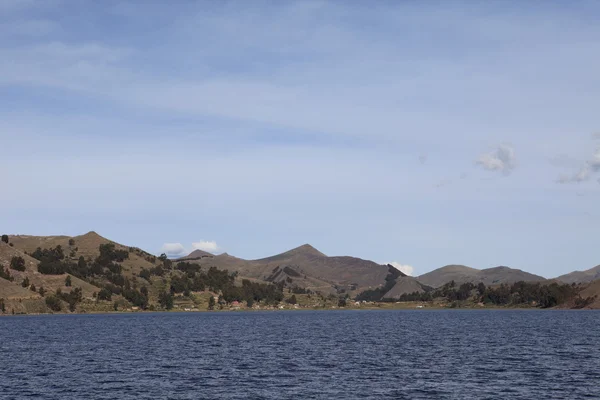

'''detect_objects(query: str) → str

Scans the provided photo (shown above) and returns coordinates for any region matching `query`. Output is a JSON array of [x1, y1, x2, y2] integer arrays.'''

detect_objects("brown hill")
[[8, 231, 158, 278], [555, 265, 600, 284], [579, 279, 600, 309], [181, 244, 390, 294], [0, 242, 98, 298], [418, 264, 546, 288]]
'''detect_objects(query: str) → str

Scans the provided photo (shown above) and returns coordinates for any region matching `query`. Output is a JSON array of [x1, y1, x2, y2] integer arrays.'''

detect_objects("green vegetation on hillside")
[[388, 280, 594, 308]]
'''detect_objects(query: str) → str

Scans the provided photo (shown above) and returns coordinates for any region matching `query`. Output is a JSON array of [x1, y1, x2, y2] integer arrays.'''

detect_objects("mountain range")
[[1, 231, 599, 311]]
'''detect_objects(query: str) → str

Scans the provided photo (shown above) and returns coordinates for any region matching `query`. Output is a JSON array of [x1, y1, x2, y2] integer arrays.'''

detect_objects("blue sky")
[[1, 0, 599, 277]]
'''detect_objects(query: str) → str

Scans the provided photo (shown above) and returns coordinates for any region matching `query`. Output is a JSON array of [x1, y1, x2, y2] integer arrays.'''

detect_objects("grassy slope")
[[0, 277, 39, 299], [0, 242, 100, 298], [9, 231, 158, 278]]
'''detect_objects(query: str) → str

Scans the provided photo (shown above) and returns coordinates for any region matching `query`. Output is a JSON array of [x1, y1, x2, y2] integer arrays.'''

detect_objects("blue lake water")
[[1, 310, 599, 399]]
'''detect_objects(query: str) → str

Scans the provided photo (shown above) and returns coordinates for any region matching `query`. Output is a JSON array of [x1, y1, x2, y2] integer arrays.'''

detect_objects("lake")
[[0, 310, 598, 399]]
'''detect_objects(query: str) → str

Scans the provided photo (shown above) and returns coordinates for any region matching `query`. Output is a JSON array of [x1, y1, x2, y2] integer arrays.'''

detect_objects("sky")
[[1, 0, 599, 278]]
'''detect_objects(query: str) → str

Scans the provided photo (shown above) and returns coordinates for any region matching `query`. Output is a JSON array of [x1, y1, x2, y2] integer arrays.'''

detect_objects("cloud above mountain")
[[387, 262, 414, 276], [476, 144, 516, 175], [192, 240, 220, 254], [161, 242, 186, 257]]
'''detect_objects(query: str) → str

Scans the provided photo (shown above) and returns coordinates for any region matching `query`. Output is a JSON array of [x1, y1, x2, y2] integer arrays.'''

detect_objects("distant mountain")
[[555, 265, 600, 284], [181, 244, 390, 294], [418, 264, 546, 288]]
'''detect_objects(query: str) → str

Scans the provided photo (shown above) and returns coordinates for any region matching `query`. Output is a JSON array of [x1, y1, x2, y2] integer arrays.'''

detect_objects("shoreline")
[[2, 305, 596, 317]]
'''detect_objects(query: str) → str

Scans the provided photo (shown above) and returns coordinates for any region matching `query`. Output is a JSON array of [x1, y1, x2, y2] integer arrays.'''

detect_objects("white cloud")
[[192, 240, 219, 254], [476, 144, 516, 174], [557, 147, 600, 184], [161, 242, 186, 256], [387, 261, 414, 276]]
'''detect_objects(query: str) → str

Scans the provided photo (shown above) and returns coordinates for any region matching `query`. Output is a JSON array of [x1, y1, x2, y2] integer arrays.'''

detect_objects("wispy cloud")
[[557, 147, 600, 184], [476, 144, 517, 175]]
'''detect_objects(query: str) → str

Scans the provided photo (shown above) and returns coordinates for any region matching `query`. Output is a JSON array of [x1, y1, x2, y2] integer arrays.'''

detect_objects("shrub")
[[10, 256, 26, 271], [0, 267, 13, 281], [65, 276, 72, 287], [1, 235, 8, 244], [38, 286, 46, 297], [68, 239, 75, 246], [21, 277, 30, 288], [97, 288, 112, 301], [45, 295, 62, 312]]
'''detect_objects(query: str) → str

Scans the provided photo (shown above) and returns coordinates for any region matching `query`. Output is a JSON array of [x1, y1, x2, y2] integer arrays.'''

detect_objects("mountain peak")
[[289, 244, 326, 257], [79, 231, 105, 240], [184, 249, 214, 259]]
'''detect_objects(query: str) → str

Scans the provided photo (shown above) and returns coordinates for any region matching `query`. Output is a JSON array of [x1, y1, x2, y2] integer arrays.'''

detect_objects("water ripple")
[[1, 310, 599, 399]]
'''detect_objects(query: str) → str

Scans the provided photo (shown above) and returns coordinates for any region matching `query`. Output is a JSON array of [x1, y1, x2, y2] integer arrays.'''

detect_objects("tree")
[[286, 295, 297, 305], [21, 277, 30, 288], [38, 286, 46, 297], [0, 298, 5, 313], [208, 295, 216, 310], [10, 256, 26, 271], [158, 290, 174, 310], [338, 297, 347, 307], [97, 288, 112, 301], [246, 297, 254, 308], [68, 238, 75, 246], [30, 284, 36, 292], [1, 235, 8, 244], [140, 286, 149, 298], [477, 282, 486, 296], [65, 275, 72, 287], [45, 295, 62, 312]]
